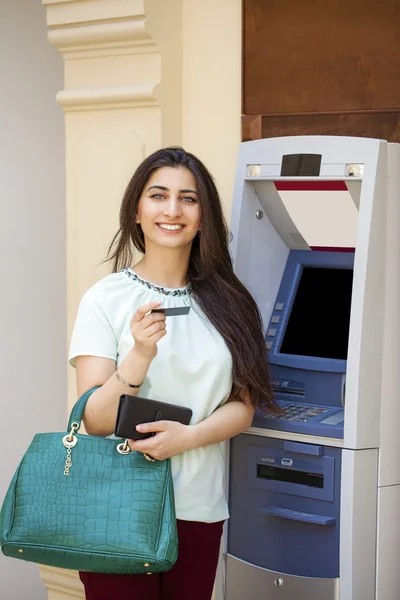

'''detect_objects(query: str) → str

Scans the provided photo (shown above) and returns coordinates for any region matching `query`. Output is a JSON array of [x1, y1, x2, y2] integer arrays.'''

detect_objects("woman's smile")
[[156, 223, 185, 233]]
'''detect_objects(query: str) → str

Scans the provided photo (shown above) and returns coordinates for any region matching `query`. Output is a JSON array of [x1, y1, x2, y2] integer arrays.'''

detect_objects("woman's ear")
[[135, 215, 140, 224]]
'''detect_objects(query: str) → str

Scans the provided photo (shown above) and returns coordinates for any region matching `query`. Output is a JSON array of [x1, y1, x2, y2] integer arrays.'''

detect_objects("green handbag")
[[0, 387, 178, 574]]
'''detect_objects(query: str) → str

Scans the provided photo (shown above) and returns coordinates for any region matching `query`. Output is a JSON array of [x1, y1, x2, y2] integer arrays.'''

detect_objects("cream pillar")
[[41, 0, 240, 598]]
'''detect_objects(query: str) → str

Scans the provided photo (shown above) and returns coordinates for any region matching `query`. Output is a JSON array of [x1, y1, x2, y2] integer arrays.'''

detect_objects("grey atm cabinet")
[[225, 556, 339, 600], [226, 433, 341, 600], [225, 137, 400, 600]]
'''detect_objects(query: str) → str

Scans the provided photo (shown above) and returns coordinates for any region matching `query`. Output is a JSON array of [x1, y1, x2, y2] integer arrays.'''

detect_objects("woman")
[[69, 147, 275, 600]]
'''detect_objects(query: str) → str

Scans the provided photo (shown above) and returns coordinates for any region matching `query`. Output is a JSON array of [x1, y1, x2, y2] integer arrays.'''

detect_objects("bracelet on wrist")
[[115, 369, 143, 389]]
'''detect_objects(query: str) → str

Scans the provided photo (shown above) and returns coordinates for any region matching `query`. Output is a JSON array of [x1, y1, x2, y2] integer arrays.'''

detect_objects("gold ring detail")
[[143, 453, 156, 463]]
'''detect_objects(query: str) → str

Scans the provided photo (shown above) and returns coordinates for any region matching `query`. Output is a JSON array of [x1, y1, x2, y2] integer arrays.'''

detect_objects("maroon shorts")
[[79, 519, 225, 600]]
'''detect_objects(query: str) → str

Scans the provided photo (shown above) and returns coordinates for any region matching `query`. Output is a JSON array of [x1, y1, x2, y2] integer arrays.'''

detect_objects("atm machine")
[[222, 136, 400, 600]]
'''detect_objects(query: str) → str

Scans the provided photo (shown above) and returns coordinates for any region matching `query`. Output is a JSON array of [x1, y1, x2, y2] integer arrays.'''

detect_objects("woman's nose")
[[163, 198, 182, 218]]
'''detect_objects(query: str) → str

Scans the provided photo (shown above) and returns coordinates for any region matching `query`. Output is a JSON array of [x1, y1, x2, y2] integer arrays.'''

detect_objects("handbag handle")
[[66, 388, 158, 463], [67, 386, 101, 431]]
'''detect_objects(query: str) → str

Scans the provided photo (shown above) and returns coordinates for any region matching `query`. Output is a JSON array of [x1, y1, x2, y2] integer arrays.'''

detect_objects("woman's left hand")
[[128, 421, 196, 460]]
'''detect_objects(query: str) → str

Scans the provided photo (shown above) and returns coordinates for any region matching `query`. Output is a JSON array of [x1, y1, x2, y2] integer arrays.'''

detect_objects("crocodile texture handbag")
[[0, 387, 178, 574]]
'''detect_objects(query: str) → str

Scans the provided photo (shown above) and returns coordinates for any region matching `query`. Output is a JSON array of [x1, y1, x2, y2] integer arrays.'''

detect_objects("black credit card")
[[152, 306, 191, 316]]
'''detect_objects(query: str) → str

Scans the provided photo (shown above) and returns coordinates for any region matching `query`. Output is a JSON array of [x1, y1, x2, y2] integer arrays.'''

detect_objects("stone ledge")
[[56, 83, 159, 111], [47, 19, 155, 53], [39, 565, 84, 599], [43, 0, 144, 28]]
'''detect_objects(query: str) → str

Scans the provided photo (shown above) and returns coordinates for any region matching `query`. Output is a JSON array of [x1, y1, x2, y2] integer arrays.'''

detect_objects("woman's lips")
[[156, 223, 185, 234]]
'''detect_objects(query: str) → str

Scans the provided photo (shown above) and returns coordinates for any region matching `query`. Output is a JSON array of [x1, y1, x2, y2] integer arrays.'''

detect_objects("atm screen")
[[279, 267, 353, 360]]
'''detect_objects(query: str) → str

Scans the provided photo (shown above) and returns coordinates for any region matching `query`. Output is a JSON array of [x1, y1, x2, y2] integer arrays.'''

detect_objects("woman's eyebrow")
[[147, 185, 169, 192], [147, 185, 197, 194], [180, 189, 198, 194]]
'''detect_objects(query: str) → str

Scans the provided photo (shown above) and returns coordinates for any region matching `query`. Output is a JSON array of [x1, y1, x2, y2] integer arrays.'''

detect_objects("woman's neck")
[[132, 251, 190, 289]]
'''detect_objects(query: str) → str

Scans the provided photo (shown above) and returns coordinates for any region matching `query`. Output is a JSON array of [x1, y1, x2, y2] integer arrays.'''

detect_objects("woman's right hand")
[[130, 300, 167, 360]]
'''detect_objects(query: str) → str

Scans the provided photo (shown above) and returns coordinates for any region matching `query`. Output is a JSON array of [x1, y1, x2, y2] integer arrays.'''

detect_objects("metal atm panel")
[[222, 137, 400, 600], [225, 555, 339, 600]]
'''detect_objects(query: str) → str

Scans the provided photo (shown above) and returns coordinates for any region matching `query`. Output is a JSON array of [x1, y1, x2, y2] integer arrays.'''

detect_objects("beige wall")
[[0, 1, 66, 599], [182, 0, 242, 216]]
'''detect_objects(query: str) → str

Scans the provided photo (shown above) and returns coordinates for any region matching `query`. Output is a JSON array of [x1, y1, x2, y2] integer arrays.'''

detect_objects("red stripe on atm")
[[274, 181, 348, 191], [310, 247, 355, 252]]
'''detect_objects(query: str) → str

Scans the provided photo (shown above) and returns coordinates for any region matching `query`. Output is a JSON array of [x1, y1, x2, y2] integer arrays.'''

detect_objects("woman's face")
[[136, 166, 201, 251]]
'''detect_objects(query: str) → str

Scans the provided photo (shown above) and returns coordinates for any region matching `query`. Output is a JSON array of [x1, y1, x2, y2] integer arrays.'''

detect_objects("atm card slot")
[[272, 387, 305, 397], [271, 379, 305, 396]]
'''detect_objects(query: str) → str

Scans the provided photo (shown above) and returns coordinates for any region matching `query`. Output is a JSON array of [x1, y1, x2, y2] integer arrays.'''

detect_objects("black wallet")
[[115, 394, 193, 440]]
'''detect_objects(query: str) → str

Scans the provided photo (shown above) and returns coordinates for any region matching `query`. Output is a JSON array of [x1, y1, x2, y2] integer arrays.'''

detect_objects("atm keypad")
[[267, 403, 329, 422]]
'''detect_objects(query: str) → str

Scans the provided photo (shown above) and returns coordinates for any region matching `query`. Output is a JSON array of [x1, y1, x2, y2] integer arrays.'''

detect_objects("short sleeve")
[[69, 286, 118, 367]]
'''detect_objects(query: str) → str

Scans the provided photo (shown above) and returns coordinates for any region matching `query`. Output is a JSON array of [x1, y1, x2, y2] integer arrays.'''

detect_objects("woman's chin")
[[149, 235, 194, 250]]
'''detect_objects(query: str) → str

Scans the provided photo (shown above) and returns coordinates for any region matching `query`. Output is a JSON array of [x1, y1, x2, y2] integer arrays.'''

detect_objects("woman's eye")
[[151, 194, 165, 200], [182, 197, 197, 203]]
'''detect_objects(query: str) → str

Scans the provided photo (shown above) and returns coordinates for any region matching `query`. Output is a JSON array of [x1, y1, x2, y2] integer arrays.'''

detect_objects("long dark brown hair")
[[106, 147, 276, 411]]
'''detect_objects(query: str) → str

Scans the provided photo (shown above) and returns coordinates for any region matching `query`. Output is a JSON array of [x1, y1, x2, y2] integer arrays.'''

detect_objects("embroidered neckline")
[[121, 268, 191, 297]]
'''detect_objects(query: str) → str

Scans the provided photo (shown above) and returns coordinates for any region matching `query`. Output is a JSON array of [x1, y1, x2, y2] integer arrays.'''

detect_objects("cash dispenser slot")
[[257, 464, 324, 488], [248, 443, 334, 502]]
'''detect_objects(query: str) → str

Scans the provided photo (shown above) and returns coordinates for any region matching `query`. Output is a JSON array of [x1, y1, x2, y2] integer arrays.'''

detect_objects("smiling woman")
[[135, 167, 201, 258], [68, 147, 276, 600]]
